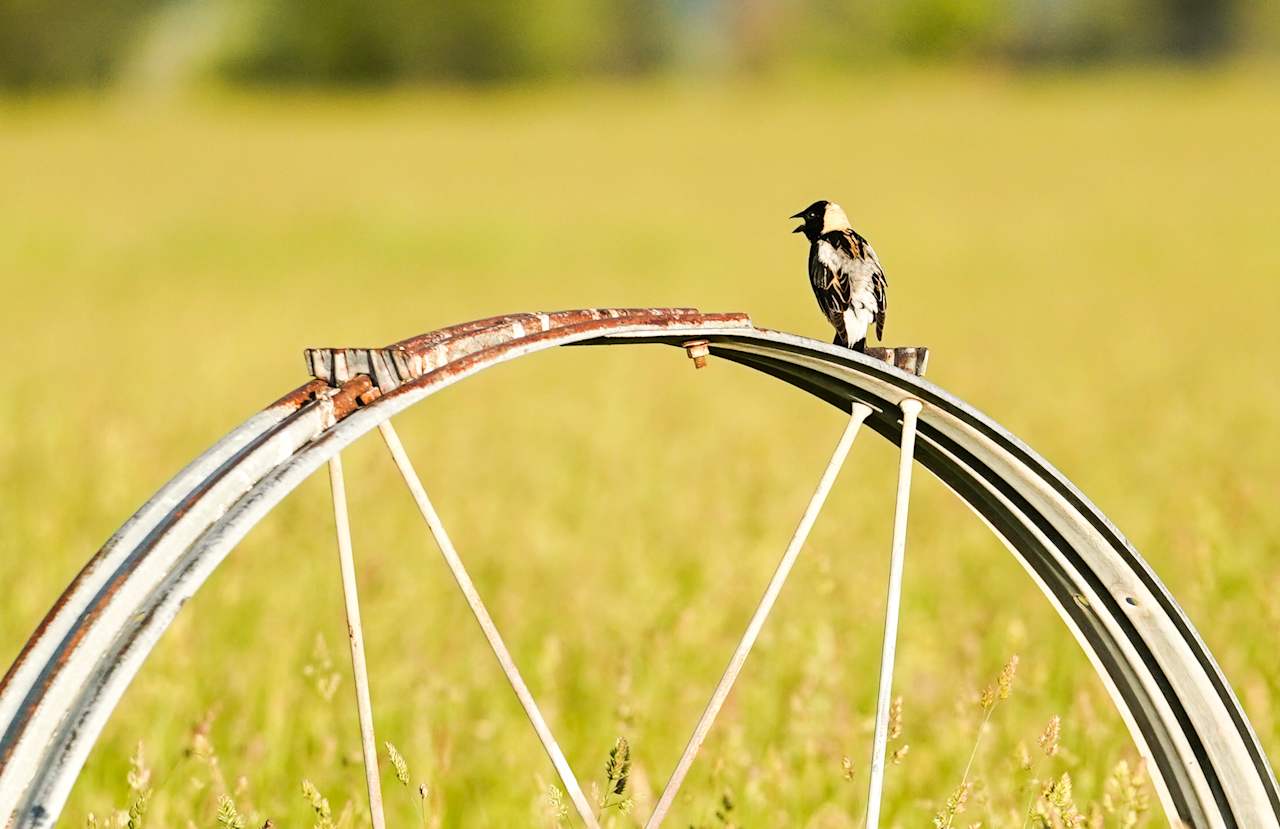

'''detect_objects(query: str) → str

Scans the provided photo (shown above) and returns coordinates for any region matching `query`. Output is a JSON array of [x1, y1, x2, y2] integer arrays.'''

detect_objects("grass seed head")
[[545, 784, 569, 824], [126, 742, 150, 794], [888, 696, 904, 741], [126, 790, 150, 829], [933, 781, 972, 828], [1033, 773, 1084, 828], [215, 796, 245, 829], [604, 737, 631, 796], [1103, 759, 1150, 828], [385, 741, 410, 786], [840, 755, 855, 781], [997, 655, 1019, 700], [1038, 715, 1061, 758], [1016, 741, 1033, 771], [300, 779, 333, 829]]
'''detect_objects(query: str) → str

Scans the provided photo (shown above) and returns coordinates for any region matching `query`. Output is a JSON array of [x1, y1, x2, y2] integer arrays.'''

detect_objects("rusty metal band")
[[1, 309, 1276, 829]]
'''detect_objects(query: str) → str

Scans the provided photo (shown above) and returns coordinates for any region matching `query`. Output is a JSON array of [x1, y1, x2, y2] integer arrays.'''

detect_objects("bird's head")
[[791, 200, 851, 241]]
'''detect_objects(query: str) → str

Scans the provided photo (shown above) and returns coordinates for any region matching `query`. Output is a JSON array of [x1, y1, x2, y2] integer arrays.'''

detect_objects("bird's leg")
[[853, 337, 867, 352]]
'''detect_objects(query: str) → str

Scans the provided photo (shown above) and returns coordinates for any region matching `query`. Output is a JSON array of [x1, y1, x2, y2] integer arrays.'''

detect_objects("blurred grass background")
[[1, 1, 1279, 827]]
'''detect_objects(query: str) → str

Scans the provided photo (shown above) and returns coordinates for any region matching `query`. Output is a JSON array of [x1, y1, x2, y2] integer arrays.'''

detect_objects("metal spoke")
[[645, 403, 874, 829], [376, 421, 602, 829], [327, 455, 387, 829], [864, 398, 924, 829]]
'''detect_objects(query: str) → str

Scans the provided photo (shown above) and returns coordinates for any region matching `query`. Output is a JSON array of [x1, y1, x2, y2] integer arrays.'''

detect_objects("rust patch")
[[860, 346, 929, 377], [1, 384, 339, 769], [2, 368, 379, 772], [266, 379, 330, 411], [379, 311, 753, 405], [3, 377, 334, 746], [388, 313, 533, 353], [683, 339, 711, 369], [308, 308, 744, 390], [0, 546, 105, 702], [387, 307, 703, 355], [329, 376, 374, 421]]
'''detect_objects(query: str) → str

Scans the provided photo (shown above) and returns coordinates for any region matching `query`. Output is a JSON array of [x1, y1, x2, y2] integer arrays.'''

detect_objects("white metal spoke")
[[376, 421, 602, 829], [327, 454, 388, 829], [645, 403, 874, 829], [864, 398, 924, 829]]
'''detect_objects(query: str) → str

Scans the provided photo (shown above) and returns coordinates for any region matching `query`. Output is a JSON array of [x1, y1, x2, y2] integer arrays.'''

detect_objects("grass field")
[[2, 66, 1279, 828]]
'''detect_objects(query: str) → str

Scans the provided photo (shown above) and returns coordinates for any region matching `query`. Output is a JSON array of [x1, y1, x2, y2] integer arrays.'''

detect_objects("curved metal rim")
[[1, 310, 1275, 828]]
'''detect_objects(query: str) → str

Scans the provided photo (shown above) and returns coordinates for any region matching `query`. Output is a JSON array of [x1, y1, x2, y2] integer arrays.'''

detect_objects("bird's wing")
[[809, 258, 844, 321], [814, 230, 889, 341], [810, 243, 846, 302], [819, 231, 860, 296], [869, 249, 887, 340], [845, 232, 888, 341]]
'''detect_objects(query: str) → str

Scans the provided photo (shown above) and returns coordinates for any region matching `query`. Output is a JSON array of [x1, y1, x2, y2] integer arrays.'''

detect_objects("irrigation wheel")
[[1, 307, 1276, 829]]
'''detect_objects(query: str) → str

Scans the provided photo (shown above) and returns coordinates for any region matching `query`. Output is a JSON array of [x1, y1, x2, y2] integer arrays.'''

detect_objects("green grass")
[[2, 66, 1279, 828]]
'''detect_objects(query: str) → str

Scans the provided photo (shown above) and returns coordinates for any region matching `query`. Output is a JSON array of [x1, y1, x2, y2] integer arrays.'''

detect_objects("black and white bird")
[[791, 200, 887, 352]]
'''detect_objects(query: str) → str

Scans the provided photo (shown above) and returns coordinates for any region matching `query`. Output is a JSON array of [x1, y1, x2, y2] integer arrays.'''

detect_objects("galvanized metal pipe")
[[376, 421, 601, 829], [4, 313, 1277, 829], [644, 403, 874, 829], [327, 455, 388, 829], [0, 383, 320, 750], [864, 398, 923, 829]]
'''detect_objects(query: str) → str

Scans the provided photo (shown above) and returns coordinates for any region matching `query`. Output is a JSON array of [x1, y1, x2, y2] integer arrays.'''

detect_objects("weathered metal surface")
[[0, 378, 326, 764], [0, 390, 339, 814], [681, 339, 711, 369], [305, 308, 750, 390], [863, 346, 928, 376], [1, 308, 1275, 829], [266, 378, 332, 411], [325, 375, 374, 423]]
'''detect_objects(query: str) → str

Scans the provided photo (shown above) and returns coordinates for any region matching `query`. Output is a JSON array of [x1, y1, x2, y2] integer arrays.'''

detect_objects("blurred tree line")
[[1, 0, 1276, 89]]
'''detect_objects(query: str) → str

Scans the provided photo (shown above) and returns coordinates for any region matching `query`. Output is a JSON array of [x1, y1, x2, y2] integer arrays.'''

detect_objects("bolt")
[[683, 339, 711, 369]]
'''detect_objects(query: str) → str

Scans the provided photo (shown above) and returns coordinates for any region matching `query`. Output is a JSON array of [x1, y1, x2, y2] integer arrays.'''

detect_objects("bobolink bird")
[[791, 200, 887, 352]]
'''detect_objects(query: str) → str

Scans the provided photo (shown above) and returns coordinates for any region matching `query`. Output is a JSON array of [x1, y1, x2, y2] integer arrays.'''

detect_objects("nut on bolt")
[[683, 339, 711, 369]]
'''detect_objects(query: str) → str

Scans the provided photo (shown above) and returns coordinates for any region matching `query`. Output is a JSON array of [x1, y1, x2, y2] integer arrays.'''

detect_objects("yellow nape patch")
[[822, 202, 852, 233]]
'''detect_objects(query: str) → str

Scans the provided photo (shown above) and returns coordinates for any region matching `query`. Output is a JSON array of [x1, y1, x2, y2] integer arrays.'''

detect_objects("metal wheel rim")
[[1, 308, 1275, 828]]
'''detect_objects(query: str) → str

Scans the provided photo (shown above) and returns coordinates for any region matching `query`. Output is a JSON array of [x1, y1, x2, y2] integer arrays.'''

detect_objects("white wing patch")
[[818, 239, 879, 313], [816, 240, 843, 273]]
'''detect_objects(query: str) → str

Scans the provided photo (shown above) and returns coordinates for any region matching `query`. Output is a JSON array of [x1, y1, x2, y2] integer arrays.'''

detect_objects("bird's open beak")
[[790, 210, 805, 233]]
